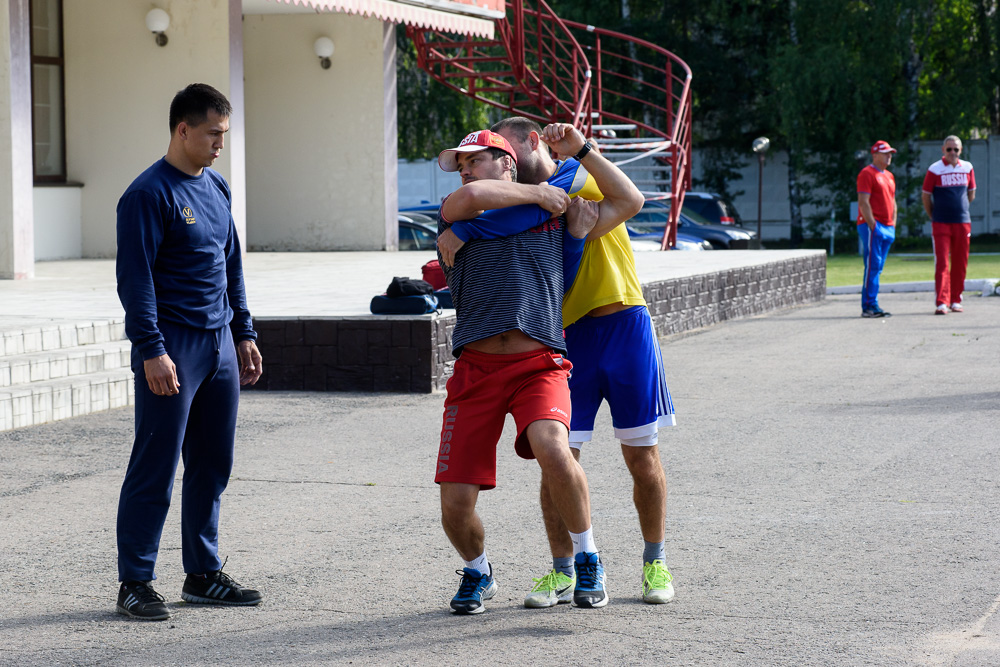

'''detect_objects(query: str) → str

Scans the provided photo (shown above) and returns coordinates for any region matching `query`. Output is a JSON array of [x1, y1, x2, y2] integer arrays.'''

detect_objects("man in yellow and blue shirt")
[[492, 118, 677, 606]]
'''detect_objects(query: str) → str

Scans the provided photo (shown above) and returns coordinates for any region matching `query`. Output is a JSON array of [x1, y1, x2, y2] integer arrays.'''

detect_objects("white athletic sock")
[[569, 527, 597, 556], [463, 551, 490, 576]]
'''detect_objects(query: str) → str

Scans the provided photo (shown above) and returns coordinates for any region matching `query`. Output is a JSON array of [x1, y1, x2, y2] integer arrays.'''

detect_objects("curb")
[[827, 278, 1000, 296]]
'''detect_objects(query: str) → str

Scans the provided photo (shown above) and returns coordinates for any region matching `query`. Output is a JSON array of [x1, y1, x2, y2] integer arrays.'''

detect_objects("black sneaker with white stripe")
[[116, 580, 170, 620], [181, 569, 263, 606]]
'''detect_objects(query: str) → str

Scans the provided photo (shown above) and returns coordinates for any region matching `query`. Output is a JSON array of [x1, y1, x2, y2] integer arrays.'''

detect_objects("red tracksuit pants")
[[932, 222, 971, 307]]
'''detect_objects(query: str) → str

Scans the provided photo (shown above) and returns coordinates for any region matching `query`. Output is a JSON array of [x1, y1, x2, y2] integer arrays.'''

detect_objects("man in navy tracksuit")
[[114, 83, 263, 621]]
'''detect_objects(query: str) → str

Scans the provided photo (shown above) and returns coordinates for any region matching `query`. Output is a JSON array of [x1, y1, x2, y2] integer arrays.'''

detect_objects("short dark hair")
[[491, 117, 542, 144], [169, 83, 232, 133], [486, 146, 517, 182]]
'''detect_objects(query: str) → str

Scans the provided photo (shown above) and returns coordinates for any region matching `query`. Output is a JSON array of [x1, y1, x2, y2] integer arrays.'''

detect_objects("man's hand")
[[143, 354, 179, 396], [238, 340, 263, 386], [565, 197, 599, 240], [534, 183, 571, 216], [437, 228, 465, 268], [542, 123, 587, 159]]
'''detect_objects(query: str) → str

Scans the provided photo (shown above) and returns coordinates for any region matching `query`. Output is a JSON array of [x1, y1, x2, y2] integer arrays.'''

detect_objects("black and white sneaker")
[[181, 569, 263, 606], [116, 580, 170, 621]]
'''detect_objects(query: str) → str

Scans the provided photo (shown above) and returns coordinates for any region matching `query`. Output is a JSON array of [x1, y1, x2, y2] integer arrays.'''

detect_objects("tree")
[[397, 0, 1000, 239], [395, 25, 496, 161]]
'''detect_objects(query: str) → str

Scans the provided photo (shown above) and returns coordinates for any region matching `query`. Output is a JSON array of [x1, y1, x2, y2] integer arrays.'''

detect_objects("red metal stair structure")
[[406, 0, 692, 249]]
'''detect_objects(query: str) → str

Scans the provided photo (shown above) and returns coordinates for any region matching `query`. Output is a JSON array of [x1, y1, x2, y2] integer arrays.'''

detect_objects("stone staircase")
[[0, 319, 134, 432]]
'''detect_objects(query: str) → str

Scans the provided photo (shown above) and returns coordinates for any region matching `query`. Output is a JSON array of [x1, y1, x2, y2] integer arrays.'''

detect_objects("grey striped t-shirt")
[[439, 204, 565, 357]]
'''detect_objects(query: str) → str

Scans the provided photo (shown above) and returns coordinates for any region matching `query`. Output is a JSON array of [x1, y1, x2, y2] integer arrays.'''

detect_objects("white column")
[[0, 0, 34, 279], [382, 20, 398, 251], [228, 0, 247, 253]]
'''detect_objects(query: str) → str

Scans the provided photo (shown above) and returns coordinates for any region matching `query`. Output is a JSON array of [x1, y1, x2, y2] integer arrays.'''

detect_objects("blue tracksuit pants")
[[117, 320, 240, 582], [858, 222, 895, 311]]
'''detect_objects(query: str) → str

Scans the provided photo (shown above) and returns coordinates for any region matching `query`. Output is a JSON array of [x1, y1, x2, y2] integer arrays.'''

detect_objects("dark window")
[[30, 0, 66, 182]]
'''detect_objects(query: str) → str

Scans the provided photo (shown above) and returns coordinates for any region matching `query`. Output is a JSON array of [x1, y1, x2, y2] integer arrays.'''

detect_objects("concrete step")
[[0, 319, 125, 356], [0, 368, 134, 432], [0, 340, 132, 388], [0, 318, 133, 432]]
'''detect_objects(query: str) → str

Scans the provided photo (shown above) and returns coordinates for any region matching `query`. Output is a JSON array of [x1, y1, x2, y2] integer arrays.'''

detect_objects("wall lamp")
[[314, 37, 335, 69], [146, 8, 170, 47]]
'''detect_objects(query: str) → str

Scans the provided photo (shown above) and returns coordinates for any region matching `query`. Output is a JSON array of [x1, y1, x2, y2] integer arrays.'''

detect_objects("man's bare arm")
[[441, 180, 569, 222], [542, 124, 645, 239], [858, 193, 876, 231], [921, 192, 933, 220]]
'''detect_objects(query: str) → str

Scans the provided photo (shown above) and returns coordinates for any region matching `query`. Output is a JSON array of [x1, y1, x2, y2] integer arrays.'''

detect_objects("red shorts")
[[435, 347, 573, 490]]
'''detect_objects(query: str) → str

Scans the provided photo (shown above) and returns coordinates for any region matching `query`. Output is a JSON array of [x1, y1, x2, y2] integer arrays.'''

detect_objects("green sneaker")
[[524, 569, 576, 608], [642, 560, 675, 604]]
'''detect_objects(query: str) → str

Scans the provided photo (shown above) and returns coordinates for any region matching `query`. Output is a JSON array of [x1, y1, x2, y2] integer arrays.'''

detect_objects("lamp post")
[[752, 137, 770, 245]]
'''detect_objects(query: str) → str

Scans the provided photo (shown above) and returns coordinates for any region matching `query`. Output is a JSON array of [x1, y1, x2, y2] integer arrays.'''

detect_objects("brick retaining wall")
[[248, 253, 825, 394]]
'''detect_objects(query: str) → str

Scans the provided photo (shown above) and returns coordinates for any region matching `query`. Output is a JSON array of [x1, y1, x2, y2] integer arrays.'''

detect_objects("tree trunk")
[[787, 0, 803, 247], [901, 7, 922, 238]]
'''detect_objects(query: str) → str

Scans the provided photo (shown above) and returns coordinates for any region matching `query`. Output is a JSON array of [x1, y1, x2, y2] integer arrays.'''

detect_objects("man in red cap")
[[857, 140, 897, 317], [431, 127, 642, 616]]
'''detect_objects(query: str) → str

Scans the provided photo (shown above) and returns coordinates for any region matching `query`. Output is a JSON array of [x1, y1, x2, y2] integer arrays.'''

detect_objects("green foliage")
[[397, 1, 1000, 220], [825, 250, 1000, 287], [395, 25, 496, 161], [918, 0, 999, 137]]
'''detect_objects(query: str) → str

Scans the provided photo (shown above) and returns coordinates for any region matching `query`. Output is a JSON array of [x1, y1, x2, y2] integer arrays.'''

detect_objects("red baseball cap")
[[870, 140, 897, 154], [438, 130, 518, 172]]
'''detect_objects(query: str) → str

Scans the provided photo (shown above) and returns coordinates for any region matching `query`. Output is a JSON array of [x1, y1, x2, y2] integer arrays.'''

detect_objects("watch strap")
[[574, 141, 594, 161]]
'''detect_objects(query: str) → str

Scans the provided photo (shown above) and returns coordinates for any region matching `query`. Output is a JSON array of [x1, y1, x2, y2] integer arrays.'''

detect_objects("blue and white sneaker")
[[572, 552, 608, 608], [450, 566, 498, 615]]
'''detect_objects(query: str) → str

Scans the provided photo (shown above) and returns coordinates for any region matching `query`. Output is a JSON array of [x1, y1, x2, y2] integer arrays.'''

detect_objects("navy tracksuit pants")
[[117, 320, 240, 582], [858, 221, 895, 311]]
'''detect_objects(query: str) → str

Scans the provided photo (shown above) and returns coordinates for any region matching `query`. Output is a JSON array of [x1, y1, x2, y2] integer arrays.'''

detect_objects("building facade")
[[0, 0, 502, 278]]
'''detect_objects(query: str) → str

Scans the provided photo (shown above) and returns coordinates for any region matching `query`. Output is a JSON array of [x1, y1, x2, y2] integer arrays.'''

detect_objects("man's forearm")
[[858, 199, 876, 226], [921, 193, 933, 220], [442, 180, 546, 221]]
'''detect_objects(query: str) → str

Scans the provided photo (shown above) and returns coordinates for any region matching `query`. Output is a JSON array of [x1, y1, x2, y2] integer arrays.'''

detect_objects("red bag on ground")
[[422, 260, 447, 290]]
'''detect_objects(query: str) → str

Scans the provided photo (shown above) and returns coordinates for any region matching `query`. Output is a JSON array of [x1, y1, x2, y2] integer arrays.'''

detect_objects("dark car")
[[631, 203, 757, 249], [401, 203, 441, 215], [627, 227, 712, 251], [402, 203, 714, 251], [682, 192, 744, 227], [398, 214, 438, 251]]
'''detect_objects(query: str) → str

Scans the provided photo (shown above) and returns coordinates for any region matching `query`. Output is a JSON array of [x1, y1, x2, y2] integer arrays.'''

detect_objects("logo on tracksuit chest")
[[182, 207, 196, 225]]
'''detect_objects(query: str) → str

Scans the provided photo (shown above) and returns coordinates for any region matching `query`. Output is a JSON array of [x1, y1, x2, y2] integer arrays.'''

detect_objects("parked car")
[[401, 203, 717, 251], [627, 226, 712, 251], [682, 191, 744, 227], [400, 203, 441, 217], [398, 214, 438, 251], [634, 202, 757, 249]]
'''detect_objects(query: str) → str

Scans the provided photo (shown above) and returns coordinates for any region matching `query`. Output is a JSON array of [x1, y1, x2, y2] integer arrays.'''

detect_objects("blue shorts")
[[565, 305, 675, 448]]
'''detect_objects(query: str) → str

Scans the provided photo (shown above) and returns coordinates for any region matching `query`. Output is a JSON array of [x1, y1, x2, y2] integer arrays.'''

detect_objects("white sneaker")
[[524, 569, 575, 608], [935, 304, 948, 315], [642, 560, 675, 604], [950, 302, 963, 312]]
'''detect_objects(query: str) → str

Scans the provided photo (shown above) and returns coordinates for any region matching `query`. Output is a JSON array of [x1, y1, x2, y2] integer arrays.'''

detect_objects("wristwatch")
[[574, 141, 594, 161]]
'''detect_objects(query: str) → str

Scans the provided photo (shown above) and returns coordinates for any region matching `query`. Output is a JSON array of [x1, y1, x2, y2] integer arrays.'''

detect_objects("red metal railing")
[[552, 19, 692, 248], [408, 1, 591, 133], [407, 0, 693, 249]]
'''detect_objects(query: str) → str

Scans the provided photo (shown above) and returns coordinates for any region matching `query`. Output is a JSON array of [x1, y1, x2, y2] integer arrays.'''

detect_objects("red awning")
[[274, 0, 500, 38]]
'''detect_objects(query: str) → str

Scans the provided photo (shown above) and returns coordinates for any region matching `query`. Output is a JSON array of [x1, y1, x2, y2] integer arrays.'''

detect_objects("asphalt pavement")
[[1, 292, 999, 666]]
